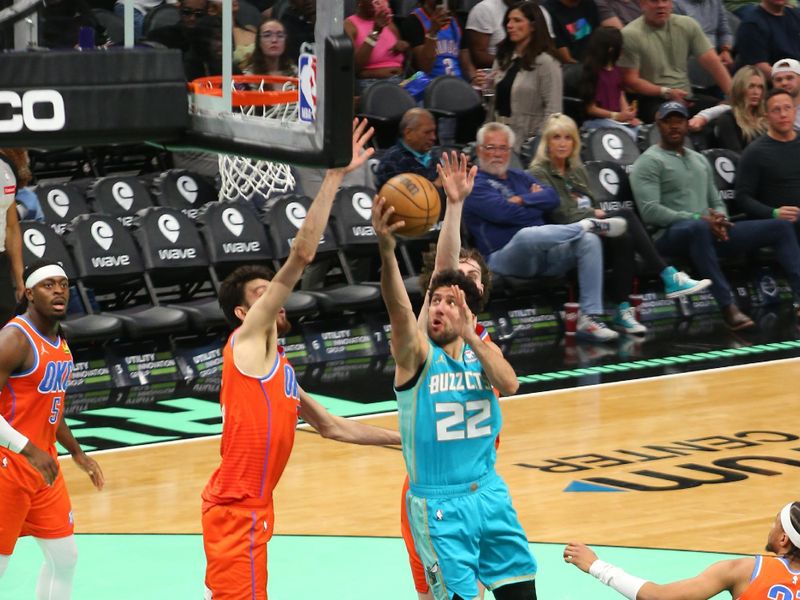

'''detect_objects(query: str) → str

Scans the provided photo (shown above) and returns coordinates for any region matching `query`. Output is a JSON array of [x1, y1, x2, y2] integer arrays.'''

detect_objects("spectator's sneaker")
[[579, 217, 627, 237], [613, 302, 647, 335], [577, 314, 620, 342], [662, 267, 712, 299]]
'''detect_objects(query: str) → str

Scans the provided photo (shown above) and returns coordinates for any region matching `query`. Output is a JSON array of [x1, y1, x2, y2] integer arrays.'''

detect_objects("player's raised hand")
[[342, 118, 375, 174], [72, 451, 105, 491], [372, 196, 404, 253], [451, 285, 476, 340], [437, 152, 477, 205], [564, 542, 598, 573], [20, 441, 59, 486]]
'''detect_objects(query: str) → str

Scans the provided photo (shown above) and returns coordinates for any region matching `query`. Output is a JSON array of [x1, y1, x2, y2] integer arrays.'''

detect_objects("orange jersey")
[[0, 316, 72, 473], [202, 332, 300, 511], [738, 556, 800, 599]]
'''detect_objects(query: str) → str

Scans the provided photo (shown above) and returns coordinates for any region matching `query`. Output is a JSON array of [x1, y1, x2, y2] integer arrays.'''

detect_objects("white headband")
[[781, 502, 800, 549], [25, 265, 68, 290]]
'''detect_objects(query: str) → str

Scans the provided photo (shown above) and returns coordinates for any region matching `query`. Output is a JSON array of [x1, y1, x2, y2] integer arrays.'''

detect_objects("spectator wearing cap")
[[690, 57, 800, 133], [734, 0, 800, 78], [618, 0, 732, 122], [146, 0, 209, 52], [630, 101, 800, 329], [736, 88, 800, 241], [373, 108, 442, 190]]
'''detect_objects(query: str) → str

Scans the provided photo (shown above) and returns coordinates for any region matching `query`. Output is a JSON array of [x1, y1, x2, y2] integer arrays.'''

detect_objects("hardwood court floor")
[[61, 358, 800, 556]]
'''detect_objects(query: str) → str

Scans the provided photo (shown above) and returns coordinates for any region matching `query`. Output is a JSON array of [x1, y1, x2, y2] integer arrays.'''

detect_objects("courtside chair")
[[18, 221, 124, 345]]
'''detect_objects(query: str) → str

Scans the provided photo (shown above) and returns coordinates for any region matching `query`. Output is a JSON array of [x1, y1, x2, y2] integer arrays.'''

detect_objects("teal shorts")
[[407, 471, 537, 600]]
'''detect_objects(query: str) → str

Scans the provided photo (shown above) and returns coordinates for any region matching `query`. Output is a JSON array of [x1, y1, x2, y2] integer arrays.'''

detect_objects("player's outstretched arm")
[[236, 119, 374, 344], [0, 327, 59, 485], [563, 542, 753, 600], [453, 286, 518, 396], [56, 418, 104, 490], [417, 152, 478, 329], [372, 197, 427, 378], [298, 388, 401, 446]]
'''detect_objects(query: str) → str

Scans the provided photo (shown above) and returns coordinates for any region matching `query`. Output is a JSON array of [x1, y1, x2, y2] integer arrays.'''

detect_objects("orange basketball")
[[378, 173, 441, 237]]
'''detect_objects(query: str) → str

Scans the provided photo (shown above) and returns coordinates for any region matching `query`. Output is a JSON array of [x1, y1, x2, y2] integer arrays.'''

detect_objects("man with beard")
[[201, 120, 401, 600], [372, 186, 537, 599], [564, 500, 800, 600]]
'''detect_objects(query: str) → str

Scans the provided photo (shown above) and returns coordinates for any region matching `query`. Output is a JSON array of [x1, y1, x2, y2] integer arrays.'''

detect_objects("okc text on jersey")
[[37, 361, 72, 393]]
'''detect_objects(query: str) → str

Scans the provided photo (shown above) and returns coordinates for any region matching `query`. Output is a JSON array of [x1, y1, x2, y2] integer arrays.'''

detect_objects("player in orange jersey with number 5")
[[0, 259, 104, 600], [201, 119, 402, 600]]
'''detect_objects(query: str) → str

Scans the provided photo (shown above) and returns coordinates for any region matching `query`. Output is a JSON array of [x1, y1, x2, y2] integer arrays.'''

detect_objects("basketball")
[[378, 173, 441, 237]]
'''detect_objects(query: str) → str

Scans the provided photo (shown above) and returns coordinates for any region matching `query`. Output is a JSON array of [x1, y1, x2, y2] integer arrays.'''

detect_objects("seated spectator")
[[544, 0, 600, 62], [147, 0, 208, 53], [463, 122, 629, 342], [673, 0, 734, 69], [345, 0, 410, 95], [184, 15, 229, 80], [466, 0, 565, 67], [374, 108, 441, 189], [690, 57, 800, 133], [595, 0, 642, 27], [630, 101, 800, 329], [714, 66, 767, 151], [207, 0, 258, 69], [735, 88, 800, 236], [243, 17, 298, 81], [735, 0, 800, 78], [529, 113, 710, 333], [281, 0, 316, 62], [402, 0, 478, 80], [488, 2, 563, 150], [618, 0, 732, 122], [579, 26, 641, 139]]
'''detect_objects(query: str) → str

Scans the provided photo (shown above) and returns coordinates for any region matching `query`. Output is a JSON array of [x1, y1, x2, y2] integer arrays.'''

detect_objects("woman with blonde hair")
[[529, 113, 710, 334], [715, 66, 767, 152]]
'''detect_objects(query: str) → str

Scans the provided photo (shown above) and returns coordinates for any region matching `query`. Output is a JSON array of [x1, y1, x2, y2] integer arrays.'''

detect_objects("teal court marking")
[[1, 534, 738, 600]]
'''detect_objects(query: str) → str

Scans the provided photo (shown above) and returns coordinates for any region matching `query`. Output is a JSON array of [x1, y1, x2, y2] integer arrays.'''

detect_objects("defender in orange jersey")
[[564, 500, 800, 600], [0, 259, 104, 600], [201, 120, 401, 600]]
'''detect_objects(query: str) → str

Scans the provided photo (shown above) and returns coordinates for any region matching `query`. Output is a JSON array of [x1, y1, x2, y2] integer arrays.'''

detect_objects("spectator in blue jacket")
[[374, 108, 442, 191], [463, 121, 628, 342]]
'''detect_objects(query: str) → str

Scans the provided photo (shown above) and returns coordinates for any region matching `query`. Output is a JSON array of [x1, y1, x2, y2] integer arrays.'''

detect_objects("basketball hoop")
[[190, 74, 300, 202]]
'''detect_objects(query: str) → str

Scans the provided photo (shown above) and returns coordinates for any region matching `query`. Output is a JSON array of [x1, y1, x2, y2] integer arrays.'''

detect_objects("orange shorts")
[[202, 503, 274, 600], [0, 459, 73, 555], [401, 477, 429, 594]]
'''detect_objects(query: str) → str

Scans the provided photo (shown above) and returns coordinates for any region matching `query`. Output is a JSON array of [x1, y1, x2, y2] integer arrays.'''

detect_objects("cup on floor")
[[563, 302, 580, 336]]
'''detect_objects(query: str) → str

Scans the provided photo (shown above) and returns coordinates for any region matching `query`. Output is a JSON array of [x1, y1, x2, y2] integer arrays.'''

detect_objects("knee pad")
[[37, 536, 78, 571]]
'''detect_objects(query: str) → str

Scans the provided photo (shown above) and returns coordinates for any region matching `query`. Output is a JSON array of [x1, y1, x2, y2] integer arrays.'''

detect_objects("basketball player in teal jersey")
[[372, 167, 538, 599]]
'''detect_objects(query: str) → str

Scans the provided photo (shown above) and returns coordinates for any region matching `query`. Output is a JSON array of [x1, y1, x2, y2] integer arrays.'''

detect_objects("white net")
[[217, 78, 298, 203]]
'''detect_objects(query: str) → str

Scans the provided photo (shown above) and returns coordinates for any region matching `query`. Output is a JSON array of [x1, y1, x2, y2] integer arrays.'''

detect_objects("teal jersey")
[[397, 338, 501, 489]]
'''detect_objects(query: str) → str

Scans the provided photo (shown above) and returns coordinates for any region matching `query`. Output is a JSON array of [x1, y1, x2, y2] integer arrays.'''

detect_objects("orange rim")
[[189, 75, 299, 107]]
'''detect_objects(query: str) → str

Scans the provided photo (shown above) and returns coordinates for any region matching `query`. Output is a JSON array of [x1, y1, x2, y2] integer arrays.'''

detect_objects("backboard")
[[181, 0, 354, 168]]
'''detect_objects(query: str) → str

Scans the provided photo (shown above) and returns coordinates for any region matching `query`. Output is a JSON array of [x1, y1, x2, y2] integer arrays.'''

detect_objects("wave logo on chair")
[[91, 221, 114, 251], [177, 175, 199, 204], [601, 134, 623, 161], [714, 157, 735, 184], [599, 168, 619, 196], [111, 181, 135, 211], [23, 229, 47, 258], [352, 192, 373, 222], [285, 202, 307, 230], [158, 214, 181, 243], [47, 189, 71, 219], [222, 207, 244, 237]]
